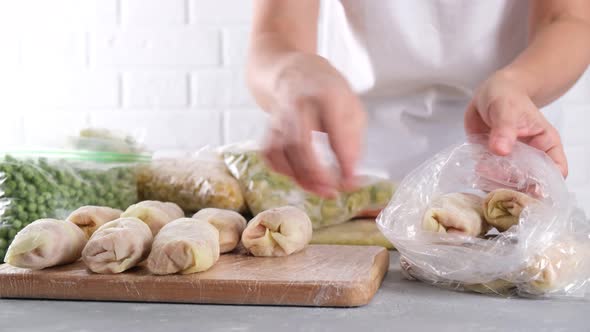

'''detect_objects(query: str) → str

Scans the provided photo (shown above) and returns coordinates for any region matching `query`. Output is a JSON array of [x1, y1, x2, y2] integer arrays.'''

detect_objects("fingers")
[[464, 101, 488, 135], [322, 95, 366, 190], [486, 99, 519, 156], [264, 100, 337, 197], [262, 117, 295, 178], [524, 120, 568, 177], [283, 103, 337, 197]]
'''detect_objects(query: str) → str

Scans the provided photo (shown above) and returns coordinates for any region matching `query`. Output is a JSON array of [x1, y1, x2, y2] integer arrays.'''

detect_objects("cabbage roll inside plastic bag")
[[377, 135, 590, 298], [82, 217, 153, 274], [483, 189, 539, 232], [222, 144, 395, 229], [422, 193, 489, 236], [121, 200, 184, 235], [5, 218, 87, 269], [67, 206, 123, 239]]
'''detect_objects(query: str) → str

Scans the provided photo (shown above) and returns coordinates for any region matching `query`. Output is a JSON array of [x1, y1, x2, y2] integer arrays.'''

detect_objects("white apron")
[[317, 0, 566, 181], [317, 0, 590, 214]]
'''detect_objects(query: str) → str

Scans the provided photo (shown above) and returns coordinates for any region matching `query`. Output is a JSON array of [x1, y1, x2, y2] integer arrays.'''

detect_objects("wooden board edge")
[[0, 246, 392, 307], [340, 247, 390, 307]]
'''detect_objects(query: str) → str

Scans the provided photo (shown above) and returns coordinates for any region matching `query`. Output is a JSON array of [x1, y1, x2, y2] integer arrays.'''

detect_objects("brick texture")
[[92, 28, 220, 66], [123, 72, 188, 108], [121, 0, 186, 26]]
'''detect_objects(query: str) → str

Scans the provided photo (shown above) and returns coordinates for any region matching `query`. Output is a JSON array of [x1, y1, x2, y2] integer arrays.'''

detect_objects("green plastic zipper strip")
[[2, 149, 152, 163]]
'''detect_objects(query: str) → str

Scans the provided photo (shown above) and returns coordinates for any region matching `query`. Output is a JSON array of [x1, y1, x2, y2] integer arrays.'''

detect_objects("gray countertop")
[[0, 252, 586, 332]]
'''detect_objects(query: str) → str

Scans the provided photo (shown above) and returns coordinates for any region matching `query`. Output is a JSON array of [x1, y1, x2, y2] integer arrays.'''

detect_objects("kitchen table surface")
[[0, 252, 586, 332]]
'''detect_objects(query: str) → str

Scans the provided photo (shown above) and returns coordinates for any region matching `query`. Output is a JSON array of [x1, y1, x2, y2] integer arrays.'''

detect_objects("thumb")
[[486, 99, 518, 156]]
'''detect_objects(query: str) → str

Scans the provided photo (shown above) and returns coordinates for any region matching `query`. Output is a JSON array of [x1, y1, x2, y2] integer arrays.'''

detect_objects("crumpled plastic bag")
[[377, 135, 590, 298]]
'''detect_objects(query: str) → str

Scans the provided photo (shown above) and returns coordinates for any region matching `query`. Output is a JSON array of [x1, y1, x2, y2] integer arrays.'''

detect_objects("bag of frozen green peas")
[[0, 149, 150, 261]]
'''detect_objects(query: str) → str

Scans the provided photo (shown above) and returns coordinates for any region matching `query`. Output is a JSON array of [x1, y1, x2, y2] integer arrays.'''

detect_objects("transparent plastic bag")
[[377, 135, 590, 298], [66, 127, 148, 155], [222, 143, 395, 229], [0, 149, 147, 261], [137, 149, 246, 213]]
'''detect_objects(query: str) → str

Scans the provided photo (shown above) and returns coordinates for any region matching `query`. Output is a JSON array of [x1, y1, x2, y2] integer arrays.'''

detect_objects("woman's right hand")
[[261, 53, 367, 197]]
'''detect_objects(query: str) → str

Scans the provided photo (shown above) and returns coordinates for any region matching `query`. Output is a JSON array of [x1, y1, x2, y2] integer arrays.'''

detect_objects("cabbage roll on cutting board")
[[121, 200, 184, 235], [242, 206, 312, 257], [422, 193, 489, 237], [82, 217, 153, 274], [147, 218, 220, 275], [483, 189, 538, 232], [67, 206, 123, 239], [192, 208, 247, 253], [5, 219, 87, 270]]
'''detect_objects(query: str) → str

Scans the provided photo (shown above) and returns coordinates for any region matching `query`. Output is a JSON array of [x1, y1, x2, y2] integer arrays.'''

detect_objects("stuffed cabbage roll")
[[241, 206, 312, 257], [483, 189, 538, 232], [422, 193, 489, 237], [4, 219, 87, 269], [524, 240, 590, 294], [67, 206, 123, 239], [147, 218, 220, 275], [82, 217, 153, 274], [192, 208, 247, 253], [121, 200, 184, 235]]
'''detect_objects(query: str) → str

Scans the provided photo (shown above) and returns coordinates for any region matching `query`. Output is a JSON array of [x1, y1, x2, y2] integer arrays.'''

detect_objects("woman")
[[246, 0, 590, 196]]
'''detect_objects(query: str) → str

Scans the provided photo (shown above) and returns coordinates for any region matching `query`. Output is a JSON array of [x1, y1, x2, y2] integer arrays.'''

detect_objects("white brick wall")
[[0, 0, 257, 152], [0, 0, 589, 212]]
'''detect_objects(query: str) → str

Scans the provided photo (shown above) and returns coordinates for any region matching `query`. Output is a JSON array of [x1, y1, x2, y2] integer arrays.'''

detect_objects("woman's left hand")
[[464, 70, 568, 177]]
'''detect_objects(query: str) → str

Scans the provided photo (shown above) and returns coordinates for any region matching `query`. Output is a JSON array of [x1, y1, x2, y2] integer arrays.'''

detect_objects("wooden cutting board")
[[0, 245, 389, 307]]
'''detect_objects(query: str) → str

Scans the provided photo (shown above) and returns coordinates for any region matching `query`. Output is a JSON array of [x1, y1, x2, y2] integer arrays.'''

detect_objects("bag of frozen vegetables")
[[137, 150, 246, 213], [66, 128, 147, 155], [222, 145, 395, 229], [0, 149, 150, 261]]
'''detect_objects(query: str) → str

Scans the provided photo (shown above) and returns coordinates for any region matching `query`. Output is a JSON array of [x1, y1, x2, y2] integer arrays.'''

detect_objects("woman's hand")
[[261, 53, 366, 197], [464, 70, 568, 177]]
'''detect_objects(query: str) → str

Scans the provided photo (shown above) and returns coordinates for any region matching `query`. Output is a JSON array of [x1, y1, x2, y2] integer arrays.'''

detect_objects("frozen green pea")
[[6, 180, 16, 191], [8, 229, 17, 240], [0, 226, 8, 239], [27, 202, 37, 212], [29, 213, 39, 221], [16, 210, 27, 220], [0, 249, 5, 262], [47, 200, 56, 210], [0, 238, 7, 250], [36, 206, 46, 216], [26, 184, 37, 195], [17, 181, 27, 191], [11, 220, 22, 230]]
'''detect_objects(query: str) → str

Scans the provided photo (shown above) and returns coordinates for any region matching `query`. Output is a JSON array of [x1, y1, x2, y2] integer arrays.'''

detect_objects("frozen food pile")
[[0, 130, 395, 263], [378, 136, 590, 298]]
